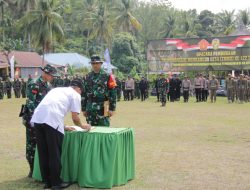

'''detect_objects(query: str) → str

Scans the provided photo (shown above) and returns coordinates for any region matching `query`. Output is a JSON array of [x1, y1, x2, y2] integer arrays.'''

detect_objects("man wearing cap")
[[209, 75, 219, 103], [31, 78, 91, 189], [182, 76, 191, 102], [158, 73, 169, 106], [82, 55, 117, 127], [22, 64, 58, 177], [226, 74, 234, 103], [237, 74, 247, 103]]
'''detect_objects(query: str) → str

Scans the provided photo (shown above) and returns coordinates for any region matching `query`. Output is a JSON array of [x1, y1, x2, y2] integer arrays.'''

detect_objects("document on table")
[[70, 126, 95, 132]]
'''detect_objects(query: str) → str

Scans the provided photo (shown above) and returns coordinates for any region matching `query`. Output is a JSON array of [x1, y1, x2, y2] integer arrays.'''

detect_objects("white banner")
[[10, 55, 15, 80]]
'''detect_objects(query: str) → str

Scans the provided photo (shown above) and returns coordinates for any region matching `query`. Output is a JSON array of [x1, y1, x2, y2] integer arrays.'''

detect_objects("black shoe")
[[44, 183, 52, 189], [51, 182, 71, 190], [28, 171, 32, 178]]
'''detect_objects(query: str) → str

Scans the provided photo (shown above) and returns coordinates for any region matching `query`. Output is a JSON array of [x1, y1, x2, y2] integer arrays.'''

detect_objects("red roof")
[[0, 51, 61, 68], [9, 51, 49, 68]]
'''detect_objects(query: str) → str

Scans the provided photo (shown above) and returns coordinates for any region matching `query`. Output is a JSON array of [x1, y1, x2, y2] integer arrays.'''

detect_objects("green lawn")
[[0, 96, 250, 190]]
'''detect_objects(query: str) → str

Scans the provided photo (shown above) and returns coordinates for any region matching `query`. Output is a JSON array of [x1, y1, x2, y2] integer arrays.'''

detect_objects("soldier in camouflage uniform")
[[226, 74, 234, 103], [82, 55, 116, 127], [23, 64, 58, 177], [21, 78, 27, 98], [237, 74, 247, 103], [56, 75, 64, 87], [64, 75, 71, 87], [5, 77, 12, 99], [157, 73, 169, 106], [0, 78, 4, 99], [116, 77, 122, 101], [13, 78, 21, 98]]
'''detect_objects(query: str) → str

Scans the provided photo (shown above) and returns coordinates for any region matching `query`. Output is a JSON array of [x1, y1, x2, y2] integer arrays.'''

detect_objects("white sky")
[[141, 0, 250, 13]]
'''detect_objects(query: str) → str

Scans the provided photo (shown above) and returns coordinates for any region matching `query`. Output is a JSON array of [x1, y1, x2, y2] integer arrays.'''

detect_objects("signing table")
[[32, 127, 135, 189]]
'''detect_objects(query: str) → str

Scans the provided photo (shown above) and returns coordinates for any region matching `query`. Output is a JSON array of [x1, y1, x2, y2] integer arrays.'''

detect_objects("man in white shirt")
[[31, 78, 91, 190]]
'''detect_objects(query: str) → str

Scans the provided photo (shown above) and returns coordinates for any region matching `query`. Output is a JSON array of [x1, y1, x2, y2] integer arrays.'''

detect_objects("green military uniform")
[[55, 76, 64, 87], [116, 78, 122, 101], [21, 79, 27, 98], [64, 76, 71, 87], [0, 79, 4, 99], [82, 69, 116, 126], [5, 78, 12, 99], [23, 64, 57, 177], [157, 74, 169, 106], [24, 76, 51, 176], [134, 80, 140, 99], [13, 79, 21, 98]]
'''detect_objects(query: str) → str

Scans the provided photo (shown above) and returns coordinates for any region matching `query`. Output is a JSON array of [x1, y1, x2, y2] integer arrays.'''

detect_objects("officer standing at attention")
[[5, 77, 12, 99], [23, 64, 58, 177], [209, 75, 219, 103], [158, 73, 169, 107], [182, 76, 191, 103], [226, 74, 234, 103], [21, 78, 27, 98], [82, 55, 117, 127], [0, 78, 4, 99]]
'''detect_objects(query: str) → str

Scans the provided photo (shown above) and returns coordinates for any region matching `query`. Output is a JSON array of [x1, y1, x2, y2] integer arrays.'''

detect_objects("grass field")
[[0, 96, 250, 190]]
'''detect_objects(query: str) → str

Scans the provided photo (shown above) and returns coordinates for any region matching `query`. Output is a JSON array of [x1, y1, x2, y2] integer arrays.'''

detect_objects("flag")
[[10, 55, 15, 80], [104, 48, 112, 74]]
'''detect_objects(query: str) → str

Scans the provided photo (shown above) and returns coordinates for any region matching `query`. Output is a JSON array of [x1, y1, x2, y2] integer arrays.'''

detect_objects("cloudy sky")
[[141, 0, 250, 13]]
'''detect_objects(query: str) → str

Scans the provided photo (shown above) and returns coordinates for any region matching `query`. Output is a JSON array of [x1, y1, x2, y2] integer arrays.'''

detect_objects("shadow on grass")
[[0, 177, 43, 190]]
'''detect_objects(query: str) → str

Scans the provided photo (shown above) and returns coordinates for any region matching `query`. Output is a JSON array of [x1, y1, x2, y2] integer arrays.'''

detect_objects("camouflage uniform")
[[82, 69, 116, 127], [13, 79, 21, 98], [157, 75, 169, 106], [5, 78, 12, 99], [0, 79, 4, 99], [55, 77, 64, 87], [64, 76, 71, 87], [21, 79, 27, 98], [116, 78, 122, 101], [24, 76, 52, 176]]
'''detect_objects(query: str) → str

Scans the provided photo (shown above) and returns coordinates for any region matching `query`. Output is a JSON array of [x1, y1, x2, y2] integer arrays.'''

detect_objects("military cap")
[[90, 55, 103, 63], [70, 78, 84, 92], [41, 64, 58, 77]]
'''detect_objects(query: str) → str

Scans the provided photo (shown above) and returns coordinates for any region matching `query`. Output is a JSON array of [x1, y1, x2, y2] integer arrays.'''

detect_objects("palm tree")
[[179, 10, 201, 38], [115, 0, 142, 33], [0, 0, 8, 42], [82, 0, 97, 54], [238, 9, 250, 27], [158, 10, 176, 38], [216, 10, 236, 35], [85, 2, 114, 49], [19, 0, 64, 65], [17, 0, 37, 50]]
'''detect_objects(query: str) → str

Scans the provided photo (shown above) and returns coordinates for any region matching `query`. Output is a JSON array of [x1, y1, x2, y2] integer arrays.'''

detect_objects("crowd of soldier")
[[115, 75, 150, 102], [154, 73, 250, 106]]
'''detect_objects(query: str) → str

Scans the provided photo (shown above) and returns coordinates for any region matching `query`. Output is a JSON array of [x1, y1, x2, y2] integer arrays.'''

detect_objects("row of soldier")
[[116, 75, 150, 102], [0, 75, 81, 100], [0, 77, 30, 99]]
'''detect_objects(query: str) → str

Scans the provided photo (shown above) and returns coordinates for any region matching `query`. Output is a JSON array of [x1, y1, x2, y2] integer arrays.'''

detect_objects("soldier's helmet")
[[90, 55, 103, 64], [41, 64, 59, 77]]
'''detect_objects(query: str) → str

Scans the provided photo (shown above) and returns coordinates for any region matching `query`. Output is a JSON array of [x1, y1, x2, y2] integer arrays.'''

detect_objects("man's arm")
[[71, 112, 91, 130]]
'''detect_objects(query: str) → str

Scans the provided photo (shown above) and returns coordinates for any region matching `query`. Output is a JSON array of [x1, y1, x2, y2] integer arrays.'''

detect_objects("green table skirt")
[[33, 127, 135, 188]]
